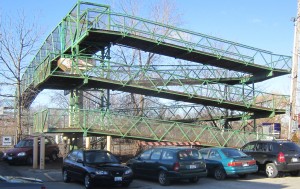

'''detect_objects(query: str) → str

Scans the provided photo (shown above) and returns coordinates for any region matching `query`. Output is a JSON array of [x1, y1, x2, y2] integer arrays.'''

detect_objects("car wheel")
[[84, 174, 93, 189], [63, 170, 71, 183], [238, 174, 248, 178], [50, 152, 58, 162], [265, 163, 278, 178], [290, 170, 300, 176], [158, 171, 170, 186], [189, 176, 199, 183], [26, 156, 33, 165], [214, 167, 226, 180]]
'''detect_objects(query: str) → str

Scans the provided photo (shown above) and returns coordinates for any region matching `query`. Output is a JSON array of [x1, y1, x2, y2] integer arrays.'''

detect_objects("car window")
[[84, 151, 118, 163], [150, 149, 162, 160], [161, 150, 174, 160], [242, 143, 256, 152], [77, 151, 83, 160], [208, 149, 221, 160], [45, 138, 50, 145], [221, 148, 247, 157], [140, 149, 152, 160], [178, 149, 202, 160], [255, 143, 270, 152], [199, 149, 210, 158], [15, 140, 33, 147], [281, 142, 300, 152], [68, 150, 78, 161]]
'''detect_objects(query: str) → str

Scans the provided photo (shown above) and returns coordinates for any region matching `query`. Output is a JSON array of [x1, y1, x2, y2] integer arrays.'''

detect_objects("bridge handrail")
[[43, 54, 288, 111], [33, 108, 271, 147]]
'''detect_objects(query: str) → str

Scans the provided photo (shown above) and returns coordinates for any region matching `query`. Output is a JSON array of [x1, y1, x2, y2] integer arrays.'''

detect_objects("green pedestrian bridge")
[[21, 1, 291, 147]]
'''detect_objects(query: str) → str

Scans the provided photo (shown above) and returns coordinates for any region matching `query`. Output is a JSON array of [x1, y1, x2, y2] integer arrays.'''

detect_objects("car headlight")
[[17, 152, 26, 156], [124, 168, 132, 175], [95, 170, 109, 175]]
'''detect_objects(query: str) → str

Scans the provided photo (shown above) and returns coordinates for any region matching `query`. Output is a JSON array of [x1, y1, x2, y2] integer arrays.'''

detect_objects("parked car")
[[199, 147, 257, 180], [62, 149, 133, 189], [0, 175, 46, 189], [241, 140, 300, 178], [126, 147, 207, 186], [3, 136, 59, 165]]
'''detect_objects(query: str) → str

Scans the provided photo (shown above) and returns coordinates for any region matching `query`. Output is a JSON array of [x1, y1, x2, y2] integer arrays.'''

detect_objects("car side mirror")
[[77, 159, 84, 163]]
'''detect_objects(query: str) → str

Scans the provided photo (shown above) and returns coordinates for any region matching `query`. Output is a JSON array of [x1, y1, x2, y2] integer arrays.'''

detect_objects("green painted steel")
[[33, 108, 269, 148], [21, 1, 291, 98], [18, 1, 291, 145], [27, 54, 288, 114]]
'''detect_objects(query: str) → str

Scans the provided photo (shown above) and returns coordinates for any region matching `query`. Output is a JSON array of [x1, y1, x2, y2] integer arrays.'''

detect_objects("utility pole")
[[289, 0, 300, 140]]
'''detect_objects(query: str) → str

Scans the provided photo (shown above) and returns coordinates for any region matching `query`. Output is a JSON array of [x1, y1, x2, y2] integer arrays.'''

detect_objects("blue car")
[[199, 147, 258, 180]]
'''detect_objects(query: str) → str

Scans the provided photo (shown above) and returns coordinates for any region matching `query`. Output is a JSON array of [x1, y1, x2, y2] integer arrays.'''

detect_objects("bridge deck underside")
[[77, 30, 289, 79], [33, 74, 283, 118]]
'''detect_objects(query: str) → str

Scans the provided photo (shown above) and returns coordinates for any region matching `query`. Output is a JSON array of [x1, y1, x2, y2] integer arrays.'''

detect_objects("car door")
[[132, 149, 153, 176], [145, 148, 163, 177], [72, 150, 86, 180], [207, 149, 222, 169], [64, 150, 78, 178]]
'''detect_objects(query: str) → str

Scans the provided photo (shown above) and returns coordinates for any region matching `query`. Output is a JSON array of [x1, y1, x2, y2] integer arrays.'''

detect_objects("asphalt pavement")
[[0, 158, 63, 182]]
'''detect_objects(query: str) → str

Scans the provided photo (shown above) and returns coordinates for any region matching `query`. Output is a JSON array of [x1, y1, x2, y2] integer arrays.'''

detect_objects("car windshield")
[[221, 148, 247, 158], [15, 140, 33, 148], [84, 151, 119, 164], [178, 149, 202, 160]]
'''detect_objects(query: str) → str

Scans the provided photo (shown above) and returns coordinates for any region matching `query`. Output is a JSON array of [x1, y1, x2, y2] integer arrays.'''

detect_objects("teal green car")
[[199, 147, 258, 180]]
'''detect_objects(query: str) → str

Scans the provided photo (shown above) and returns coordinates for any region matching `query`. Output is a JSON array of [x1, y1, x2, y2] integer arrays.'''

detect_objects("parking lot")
[[1, 160, 299, 189]]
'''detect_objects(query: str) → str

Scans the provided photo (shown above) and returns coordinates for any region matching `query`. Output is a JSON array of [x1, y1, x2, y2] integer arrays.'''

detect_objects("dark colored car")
[[199, 147, 258, 180], [126, 147, 207, 186], [3, 136, 59, 165], [62, 149, 133, 189], [0, 175, 45, 189], [241, 140, 300, 178]]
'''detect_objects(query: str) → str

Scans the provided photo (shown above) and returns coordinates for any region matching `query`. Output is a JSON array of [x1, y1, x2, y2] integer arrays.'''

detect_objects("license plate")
[[243, 163, 249, 167], [114, 177, 122, 181], [292, 158, 298, 162], [7, 157, 12, 160], [189, 165, 197, 169]]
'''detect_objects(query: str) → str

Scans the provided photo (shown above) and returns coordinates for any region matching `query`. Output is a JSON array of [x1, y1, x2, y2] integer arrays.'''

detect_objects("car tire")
[[63, 170, 71, 183], [290, 170, 300, 176], [84, 174, 93, 189], [158, 171, 170, 186], [122, 182, 131, 187], [26, 156, 33, 165], [265, 163, 278, 178], [214, 167, 226, 180], [50, 152, 58, 162], [189, 176, 199, 183]]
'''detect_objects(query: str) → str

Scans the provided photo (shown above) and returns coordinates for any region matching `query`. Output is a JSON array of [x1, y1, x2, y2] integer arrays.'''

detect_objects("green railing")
[[89, 10, 291, 70], [21, 1, 291, 97], [43, 55, 288, 112], [33, 108, 270, 147]]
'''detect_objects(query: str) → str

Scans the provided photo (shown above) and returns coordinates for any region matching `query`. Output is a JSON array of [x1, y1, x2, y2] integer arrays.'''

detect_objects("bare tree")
[[111, 0, 183, 114], [0, 11, 40, 142]]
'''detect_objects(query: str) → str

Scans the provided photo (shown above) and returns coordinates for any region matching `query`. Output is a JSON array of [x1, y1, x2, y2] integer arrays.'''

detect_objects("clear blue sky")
[[1, 0, 296, 55], [0, 0, 297, 105]]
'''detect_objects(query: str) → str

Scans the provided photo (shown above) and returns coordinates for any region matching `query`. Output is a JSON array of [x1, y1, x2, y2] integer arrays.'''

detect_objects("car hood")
[[87, 163, 129, 170], [0, 176, 43, 184], [5, 147, 32, 155]]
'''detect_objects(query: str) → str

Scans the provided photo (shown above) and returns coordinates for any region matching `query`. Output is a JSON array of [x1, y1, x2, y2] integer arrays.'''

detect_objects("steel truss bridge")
[[21, 1, 291, 147]]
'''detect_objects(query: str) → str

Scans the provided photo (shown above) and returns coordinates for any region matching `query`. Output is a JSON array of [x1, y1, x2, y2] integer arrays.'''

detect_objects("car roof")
[[147, 146, 196, 150], [253, 140, 294, 144], [200, 147, 236, 151]]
